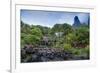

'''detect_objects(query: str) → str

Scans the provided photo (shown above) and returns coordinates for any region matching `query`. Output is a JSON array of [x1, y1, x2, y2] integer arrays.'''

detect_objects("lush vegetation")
[[21, 21, 89, 62]]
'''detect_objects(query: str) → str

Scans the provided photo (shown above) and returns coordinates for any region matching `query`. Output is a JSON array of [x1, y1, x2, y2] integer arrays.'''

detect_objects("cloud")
[[21, 10, 90, 27]]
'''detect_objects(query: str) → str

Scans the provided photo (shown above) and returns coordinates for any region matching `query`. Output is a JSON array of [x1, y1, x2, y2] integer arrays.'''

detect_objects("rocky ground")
[[21, 47, 89, 63]]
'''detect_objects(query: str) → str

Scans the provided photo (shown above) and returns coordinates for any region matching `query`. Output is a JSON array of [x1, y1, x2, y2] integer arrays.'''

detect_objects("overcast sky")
[[21, 9, 90, 28]]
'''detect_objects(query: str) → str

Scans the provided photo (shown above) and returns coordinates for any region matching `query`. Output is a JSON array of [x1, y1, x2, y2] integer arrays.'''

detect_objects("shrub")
[[63, 44, 72, 51]]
